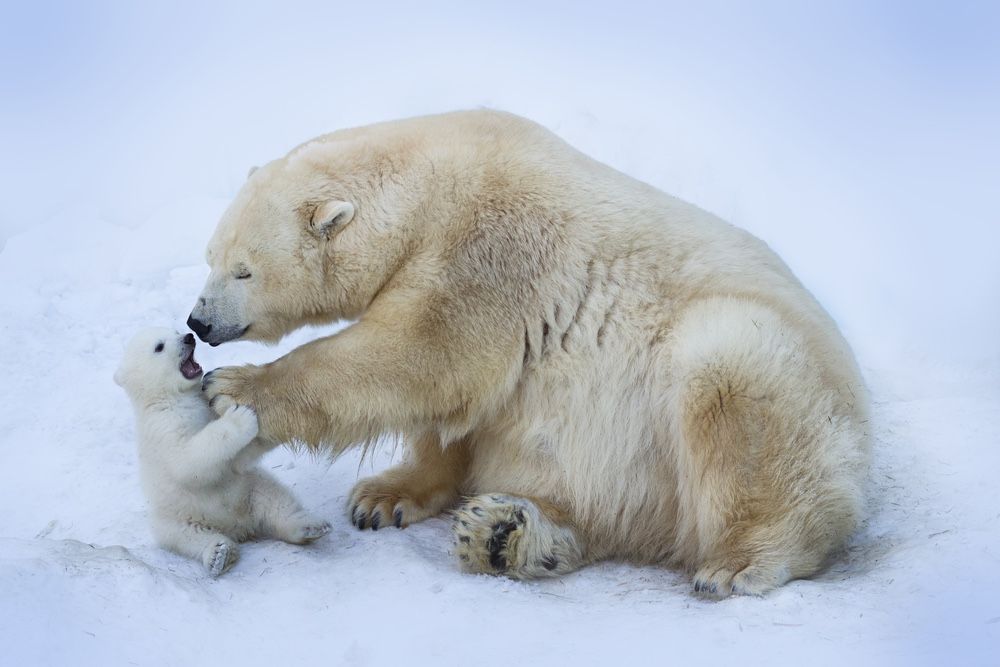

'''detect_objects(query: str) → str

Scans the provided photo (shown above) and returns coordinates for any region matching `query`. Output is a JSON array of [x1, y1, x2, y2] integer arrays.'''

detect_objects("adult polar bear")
[[190, 110, 870, 596]]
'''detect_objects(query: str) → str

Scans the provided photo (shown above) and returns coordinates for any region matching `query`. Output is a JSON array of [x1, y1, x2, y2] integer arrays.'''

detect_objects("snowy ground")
[[2, 3, 998, 666]]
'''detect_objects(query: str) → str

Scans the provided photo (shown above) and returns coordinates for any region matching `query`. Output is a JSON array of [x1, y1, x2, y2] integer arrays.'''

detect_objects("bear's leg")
[[670, 298, 866, 598], [153, 519, 239, 577], [247, 473, 331, 544], [349, 432, 470, 530], [451, 494, 587, 579]]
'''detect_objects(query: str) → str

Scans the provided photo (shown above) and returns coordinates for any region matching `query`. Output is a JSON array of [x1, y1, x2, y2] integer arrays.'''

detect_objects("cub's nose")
[[183, 333, 195, 346], [187, 315, 212, 341]]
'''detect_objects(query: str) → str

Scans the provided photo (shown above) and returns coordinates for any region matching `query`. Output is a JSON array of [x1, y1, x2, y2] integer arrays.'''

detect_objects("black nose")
[[183, 333, 195, 346], [187, 315, 212, 341]]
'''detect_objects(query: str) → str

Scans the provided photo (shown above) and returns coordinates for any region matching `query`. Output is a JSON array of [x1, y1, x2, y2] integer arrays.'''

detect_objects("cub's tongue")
[[180, 354, 203, 380]]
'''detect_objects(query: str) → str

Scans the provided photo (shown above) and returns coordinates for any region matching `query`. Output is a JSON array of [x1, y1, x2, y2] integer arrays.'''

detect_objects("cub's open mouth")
[[180, 345, 203, 380]]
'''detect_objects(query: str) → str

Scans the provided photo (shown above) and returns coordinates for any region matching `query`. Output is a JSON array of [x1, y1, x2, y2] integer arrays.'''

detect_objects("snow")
[[1, 3, 998, 665]]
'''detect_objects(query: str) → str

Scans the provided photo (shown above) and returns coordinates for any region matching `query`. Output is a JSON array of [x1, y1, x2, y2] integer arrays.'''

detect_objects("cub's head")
[[114, 327, 204, 400], [187, 152, 363, 347]]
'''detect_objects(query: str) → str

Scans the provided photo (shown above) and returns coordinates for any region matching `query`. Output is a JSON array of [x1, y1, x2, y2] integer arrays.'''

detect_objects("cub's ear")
[[113, 368, 124, 387], [310, 200, 356, 237], [247, 165, 259, 179]]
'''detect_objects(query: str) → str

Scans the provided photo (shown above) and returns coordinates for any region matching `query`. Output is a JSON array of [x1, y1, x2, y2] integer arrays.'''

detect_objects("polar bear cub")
[[115, 327, 330, 576]]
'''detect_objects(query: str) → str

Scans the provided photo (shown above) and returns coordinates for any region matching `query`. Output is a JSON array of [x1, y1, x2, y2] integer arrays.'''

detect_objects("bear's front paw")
[[348, 474, 445, 530], [203, 365, 261, 416], [224, 405, 259, 442]]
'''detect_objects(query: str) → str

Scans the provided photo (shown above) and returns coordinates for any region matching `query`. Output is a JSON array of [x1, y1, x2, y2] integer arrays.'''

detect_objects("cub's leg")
[[247, 472, 331, 545], [669, 297, 868, 598], [153, 519, 239, 577], [452, 494, 587, 579], [349, 432, 470, 530]]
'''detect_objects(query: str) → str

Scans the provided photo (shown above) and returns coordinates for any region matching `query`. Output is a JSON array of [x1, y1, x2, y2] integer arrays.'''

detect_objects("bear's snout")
[[187, 315, 212, 341]]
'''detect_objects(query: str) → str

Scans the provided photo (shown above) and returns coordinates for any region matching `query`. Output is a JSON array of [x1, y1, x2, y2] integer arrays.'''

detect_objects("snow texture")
[[1, 3, 997, 666]]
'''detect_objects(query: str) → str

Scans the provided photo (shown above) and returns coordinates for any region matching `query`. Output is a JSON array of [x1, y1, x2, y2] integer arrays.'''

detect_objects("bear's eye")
[[235, 271, 252, 280], [154, 342, 164, 353]]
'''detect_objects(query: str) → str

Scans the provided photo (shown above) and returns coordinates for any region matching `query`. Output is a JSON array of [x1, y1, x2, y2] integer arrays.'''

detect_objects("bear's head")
[[186, 139, 408, 346], [114, 327, 205, 400]]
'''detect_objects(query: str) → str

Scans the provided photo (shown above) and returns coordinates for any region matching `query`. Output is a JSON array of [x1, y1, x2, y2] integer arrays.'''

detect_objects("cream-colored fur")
[[115, 328, 330, 576], [191, 110, 870, 596]]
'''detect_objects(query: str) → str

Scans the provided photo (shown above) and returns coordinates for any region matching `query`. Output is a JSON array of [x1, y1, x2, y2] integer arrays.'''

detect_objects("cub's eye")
[[235, 270, 252, 280], [154, 342, 164, 353]]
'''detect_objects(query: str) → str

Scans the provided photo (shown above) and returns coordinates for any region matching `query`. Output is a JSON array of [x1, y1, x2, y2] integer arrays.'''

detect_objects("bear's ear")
[[247, 165, 258, 179], [310, 200, 356, 237], [113, 367, 124, 387]]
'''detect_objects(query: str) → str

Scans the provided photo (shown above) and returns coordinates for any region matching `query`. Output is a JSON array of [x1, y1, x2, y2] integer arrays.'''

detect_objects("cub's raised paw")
[[224, 405, 259, 441], [203, 539, 239, 577]]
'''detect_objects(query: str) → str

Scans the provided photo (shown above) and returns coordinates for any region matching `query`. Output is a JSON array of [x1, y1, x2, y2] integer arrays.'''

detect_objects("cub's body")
[[116, 328, 329, 575]]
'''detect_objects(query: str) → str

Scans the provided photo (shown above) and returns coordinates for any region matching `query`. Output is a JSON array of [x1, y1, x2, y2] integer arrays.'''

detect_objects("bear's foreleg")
[[203, 315, 517, 452]]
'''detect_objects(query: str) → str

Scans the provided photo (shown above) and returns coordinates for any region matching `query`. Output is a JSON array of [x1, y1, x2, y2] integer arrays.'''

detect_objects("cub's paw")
[[284, 517, 332, 545], [452, 494, 582, 579], [202, 538, 239, 577], [224, 404, 259, 442], [348, 474, 445, 531]]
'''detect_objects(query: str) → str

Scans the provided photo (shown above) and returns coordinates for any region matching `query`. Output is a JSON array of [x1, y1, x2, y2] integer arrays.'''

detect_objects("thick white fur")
[[192, 110, 871, 596], [115, 328, 330, 576]]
